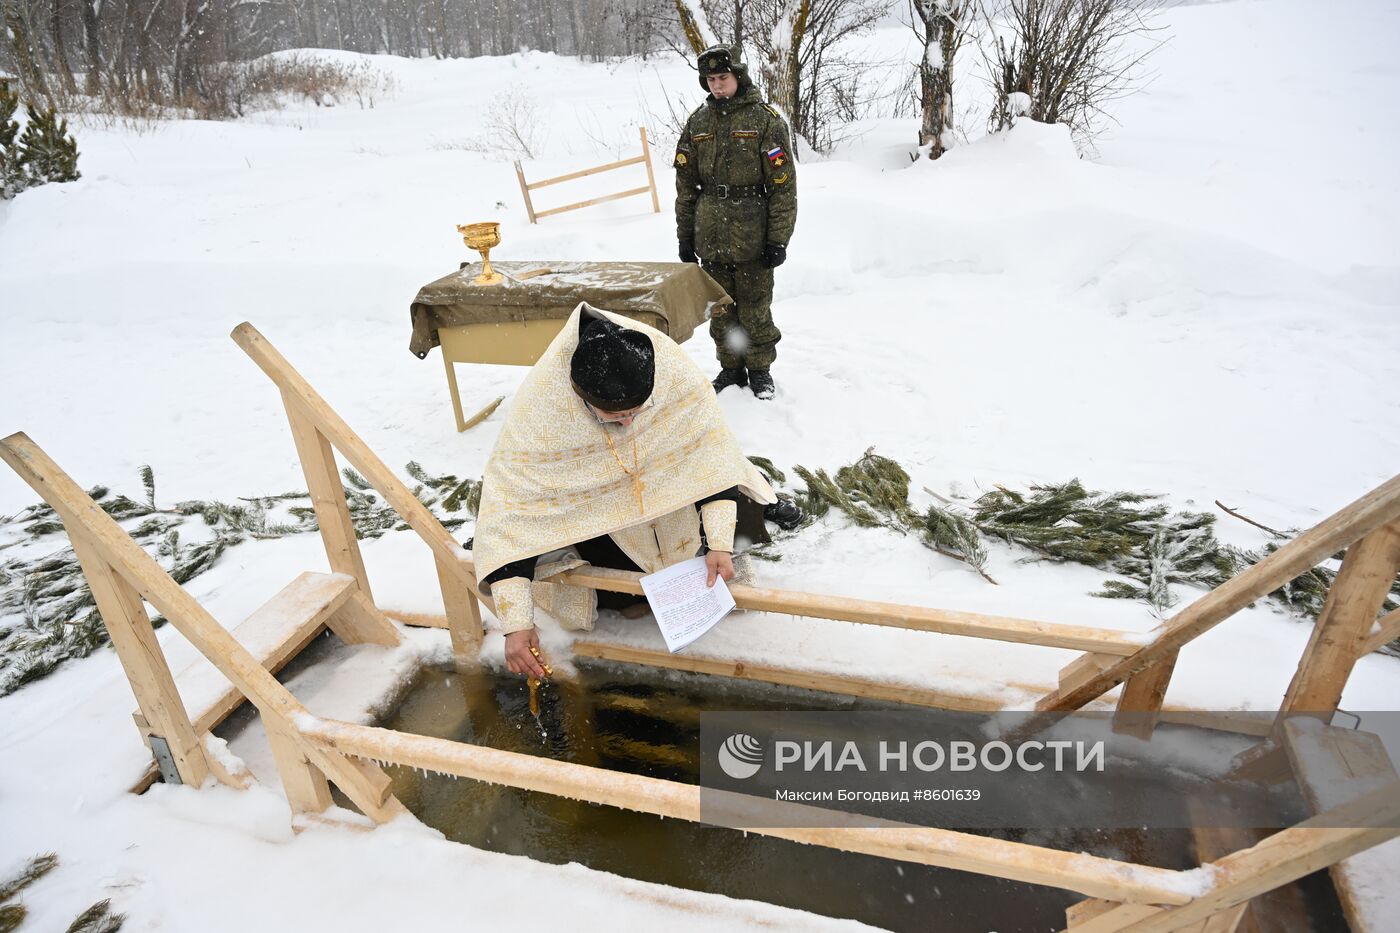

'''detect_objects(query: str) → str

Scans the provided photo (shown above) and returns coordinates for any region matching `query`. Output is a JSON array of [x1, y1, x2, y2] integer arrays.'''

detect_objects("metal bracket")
[[148, 734, 183, 785]]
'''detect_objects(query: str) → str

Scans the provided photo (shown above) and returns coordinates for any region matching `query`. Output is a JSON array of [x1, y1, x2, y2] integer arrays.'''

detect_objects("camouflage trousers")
[[703, 260, 780, 371]]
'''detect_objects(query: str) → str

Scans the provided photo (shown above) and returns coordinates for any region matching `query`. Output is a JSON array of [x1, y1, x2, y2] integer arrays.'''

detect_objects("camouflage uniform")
[[674, 50, 797, 374]]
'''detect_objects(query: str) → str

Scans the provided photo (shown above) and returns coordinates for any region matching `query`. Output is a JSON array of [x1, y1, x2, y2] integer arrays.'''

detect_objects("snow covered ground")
[[2, 0, 1399, 928]]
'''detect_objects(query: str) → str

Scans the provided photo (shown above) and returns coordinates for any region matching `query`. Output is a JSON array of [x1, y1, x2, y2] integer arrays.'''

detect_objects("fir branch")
[[922, 505, 996, 585], [65, 899, 124, 933], [0, 904, 25, 933], [341, 467, 372, 491], [747, 455, 786, 485], [0, 852, 58, 902], [139, 465, 156, 509]]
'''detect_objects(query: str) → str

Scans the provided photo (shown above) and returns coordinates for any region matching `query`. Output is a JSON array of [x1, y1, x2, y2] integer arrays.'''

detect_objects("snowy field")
[[2, 0, 1399, 928]]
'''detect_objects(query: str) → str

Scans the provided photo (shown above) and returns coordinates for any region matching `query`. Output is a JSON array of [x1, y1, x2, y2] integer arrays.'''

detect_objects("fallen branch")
[[1215, 500, 1286, 538]]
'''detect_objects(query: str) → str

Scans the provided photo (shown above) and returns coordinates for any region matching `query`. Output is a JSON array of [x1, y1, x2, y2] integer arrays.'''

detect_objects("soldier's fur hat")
[[570, 317, 655, 412], [698, 44, 752, 93]]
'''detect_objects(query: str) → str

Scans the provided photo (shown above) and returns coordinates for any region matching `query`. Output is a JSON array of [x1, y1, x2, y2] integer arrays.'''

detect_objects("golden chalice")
[[457, 221, 504, 285]]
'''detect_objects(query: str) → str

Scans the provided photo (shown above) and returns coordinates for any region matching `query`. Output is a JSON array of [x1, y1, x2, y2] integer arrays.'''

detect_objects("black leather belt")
[[700, 183, 766, 200]]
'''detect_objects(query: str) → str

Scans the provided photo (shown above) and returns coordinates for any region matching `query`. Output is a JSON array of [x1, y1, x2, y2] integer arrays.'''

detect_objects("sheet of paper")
[[639, 556, 736, 653]]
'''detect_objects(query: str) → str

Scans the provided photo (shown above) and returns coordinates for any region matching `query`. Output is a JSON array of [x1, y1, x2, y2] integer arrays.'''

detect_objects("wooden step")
[[1188, 811, 1307, 933], [134, 572, 355, 736], [1282, 718, 1400, 933]]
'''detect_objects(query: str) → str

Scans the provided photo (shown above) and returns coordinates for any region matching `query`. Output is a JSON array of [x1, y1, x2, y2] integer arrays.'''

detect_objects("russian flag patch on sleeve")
[[767, 146, 787, 167]]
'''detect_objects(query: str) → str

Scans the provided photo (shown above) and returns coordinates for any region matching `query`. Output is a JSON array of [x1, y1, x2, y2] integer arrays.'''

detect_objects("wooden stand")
[[515, 127, 662, 223]]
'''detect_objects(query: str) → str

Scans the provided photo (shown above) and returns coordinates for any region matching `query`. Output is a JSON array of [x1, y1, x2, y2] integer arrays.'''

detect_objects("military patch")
[[693, 132, 714, 142], [766, 145, 787, 168], [674, 152, 689, 167], [772, 172, 789, 185], [731, 130, 759, 139]]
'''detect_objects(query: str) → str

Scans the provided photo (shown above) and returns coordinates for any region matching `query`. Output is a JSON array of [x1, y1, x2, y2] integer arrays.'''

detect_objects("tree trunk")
[[674, 0, 712, 55], [4, 2, 53, 102], [915, 0, 963, 159], [761, 0, 807, 134], [49, 0, 80, 93], [80, 0, 99, 93]]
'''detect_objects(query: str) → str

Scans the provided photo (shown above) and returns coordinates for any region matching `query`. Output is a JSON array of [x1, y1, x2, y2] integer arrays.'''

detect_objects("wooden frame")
[[515, 127, 662, 223], [7, 320, 1399, 933], [231, 322, 490, 659]]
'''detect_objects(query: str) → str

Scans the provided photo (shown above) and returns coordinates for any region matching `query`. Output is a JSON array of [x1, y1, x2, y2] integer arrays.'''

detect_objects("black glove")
[[679, 240, 698, 264], [763, 242, 787, 269]]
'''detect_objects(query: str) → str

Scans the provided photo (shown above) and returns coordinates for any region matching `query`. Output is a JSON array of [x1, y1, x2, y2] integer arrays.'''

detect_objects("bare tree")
[[747, 0, 886, 150], [673, 0, 716, 54], [759, 0, 807, 127], [910, 0, 972, 159], [79, 0, 99, 93], [982, 0, 1163, 149]]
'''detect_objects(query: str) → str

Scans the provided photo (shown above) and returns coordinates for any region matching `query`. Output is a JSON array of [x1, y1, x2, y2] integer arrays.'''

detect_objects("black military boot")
[[713, 367, 748, 393], [763, 497, 805, 531], [748, 369, 775, 400]]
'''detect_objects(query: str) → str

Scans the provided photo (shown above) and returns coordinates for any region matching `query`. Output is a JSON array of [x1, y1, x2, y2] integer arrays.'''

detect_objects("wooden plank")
[[0, 436, 411, 818], [639, 126, 660, 213], [1113, 650, 1179, 740], [266, 717, 332, 815], [66, 529, 211, 787], [1189, 805, 1305, 933], [1282, 719, 1400, 933], [159, 572, 353, 735], [1060, 652, 1120, 693], [1062, 900, 1160, 932], [441, 347, 468, 432], [389, 603, 1275, 738], [201, 733, 254, 790], [1029, 472, 1400, 720], [231, 324, 485, 606], [437, 554, 482, 659], [528, 153, 645, 189], [1279, 521, 1400, 718], [560, 565, 1147, 655], [514, 160, 537, 224], [283, 393, 375, 603], [534, 185, 652, 219], [326, 588, 400, 647], [298, 715, 1196, 906], [1101, 781, 1400, 932], [574, 640, 1005, 712], [1066, 897, 1121, 926], [1357, 606, 1400, 657]]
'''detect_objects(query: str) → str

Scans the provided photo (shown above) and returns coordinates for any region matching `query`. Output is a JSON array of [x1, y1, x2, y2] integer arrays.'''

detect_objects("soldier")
[[674, 44, 797, 401]]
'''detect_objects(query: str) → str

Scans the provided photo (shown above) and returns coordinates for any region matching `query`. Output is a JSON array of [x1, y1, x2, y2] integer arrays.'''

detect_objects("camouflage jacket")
[[674, 87, 797, 264]]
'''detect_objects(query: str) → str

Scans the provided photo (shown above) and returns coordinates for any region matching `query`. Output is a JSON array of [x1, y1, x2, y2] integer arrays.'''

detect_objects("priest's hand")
[[505, 629, 548, 678], [705, 550, 735, 587]]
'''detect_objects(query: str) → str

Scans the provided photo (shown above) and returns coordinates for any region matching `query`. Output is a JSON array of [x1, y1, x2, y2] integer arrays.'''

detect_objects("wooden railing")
[[514, 127, 661, 223], [235, 318, 1400, 748], [0, 432, 403, 820], [231, 322, 490, 659], [5, 320, 1399, 932]]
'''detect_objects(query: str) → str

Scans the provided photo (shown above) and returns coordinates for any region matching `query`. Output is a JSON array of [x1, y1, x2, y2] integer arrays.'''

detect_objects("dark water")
[[375, 662, 1347, 933]]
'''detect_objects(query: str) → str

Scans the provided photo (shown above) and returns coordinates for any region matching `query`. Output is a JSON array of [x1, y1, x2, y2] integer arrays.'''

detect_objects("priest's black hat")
[[570, 317, 655, 412]]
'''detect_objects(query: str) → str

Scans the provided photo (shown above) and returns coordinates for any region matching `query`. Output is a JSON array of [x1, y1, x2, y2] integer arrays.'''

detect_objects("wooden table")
[[409, 261, 730, 432]]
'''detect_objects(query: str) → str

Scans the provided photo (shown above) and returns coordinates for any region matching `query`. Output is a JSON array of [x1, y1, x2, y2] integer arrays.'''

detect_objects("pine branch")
[[0, 852, 58, 902], [0, 903, 26, 933], [65, 899, 124, 933]]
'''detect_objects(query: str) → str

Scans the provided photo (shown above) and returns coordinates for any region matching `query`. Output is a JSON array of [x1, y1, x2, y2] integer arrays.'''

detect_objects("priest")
[[471, 303, 777, 678]]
